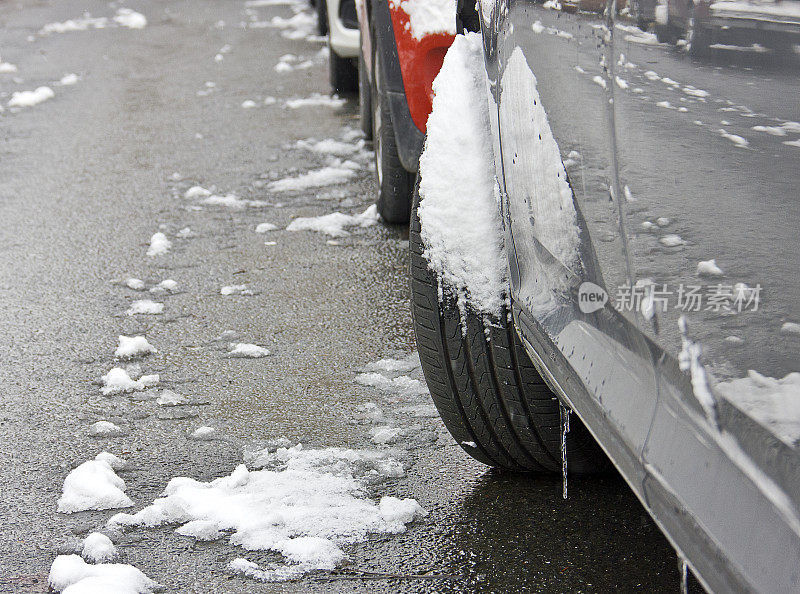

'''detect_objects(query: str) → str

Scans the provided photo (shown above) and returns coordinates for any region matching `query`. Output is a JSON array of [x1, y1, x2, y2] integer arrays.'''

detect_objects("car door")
[[481, 0, 800, 591]]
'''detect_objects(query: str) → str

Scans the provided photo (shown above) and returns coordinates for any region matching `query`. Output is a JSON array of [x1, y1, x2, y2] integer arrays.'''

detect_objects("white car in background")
[[317, 0, 359, 92]]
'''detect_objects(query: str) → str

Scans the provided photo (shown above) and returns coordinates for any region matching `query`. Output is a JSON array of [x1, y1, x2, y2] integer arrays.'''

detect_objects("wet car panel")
[[479, 0, 800, 590]]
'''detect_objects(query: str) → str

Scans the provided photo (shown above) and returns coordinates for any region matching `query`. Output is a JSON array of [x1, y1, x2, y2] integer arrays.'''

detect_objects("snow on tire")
[[411, 33, 607, 473]]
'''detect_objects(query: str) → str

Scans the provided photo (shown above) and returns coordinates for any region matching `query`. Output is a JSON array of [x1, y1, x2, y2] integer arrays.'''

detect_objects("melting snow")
[[146, 232, 171, 256], [781, 322, 800, 336], [57, 454, 133, 513], [81, 532, 118, 563], [190, 426, 218, 440], [101, 367, 159, 395], [8, 86, 54, 107], [227, 343, 270, 358], [285, 93, 346, 109], [48, 555, 156, 594], [391, 0, 456, 40], [59, 73, 79, 85], [184, 185, 211, 198], [355, 372, 428, 397], [89, 421, 123, 437], [719, 129, 749, 148], [156, 390, 188, 406], [255, 222, 277, 233], [107, 444, 424, 581], [125, 278, 145, 290], [115, 335, 156, 359], [242, 100, 257, 108], [268, 166, 357, 192], [113, 8, 147, 29], [285, 205, 379, 237], [221, 284, 253, 295], [697, 259, 724, 277], [126, 300, 163, 315], [660, 234, 686, 247]]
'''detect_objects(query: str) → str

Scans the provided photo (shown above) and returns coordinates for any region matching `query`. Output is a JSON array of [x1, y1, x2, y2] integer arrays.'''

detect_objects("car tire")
[[316, 0, 328, 36], [371, 42, 412, 224], [358, 50, 373, 140], [687, 10, 711, 56], [329, 42, 358, 93], [654, 23, 676, 44], [409, 175, 608, 473]]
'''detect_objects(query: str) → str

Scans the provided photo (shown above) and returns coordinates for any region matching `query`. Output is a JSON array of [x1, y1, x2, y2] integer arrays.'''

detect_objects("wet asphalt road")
[[0, 0, 684, 591]]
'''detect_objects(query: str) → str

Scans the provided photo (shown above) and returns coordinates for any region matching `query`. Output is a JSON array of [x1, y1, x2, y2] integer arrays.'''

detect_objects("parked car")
[[322, 0, 360, 92], [407, 0, 800, 592], [656, 0, 800, 54], [355, 0, 456, 223]]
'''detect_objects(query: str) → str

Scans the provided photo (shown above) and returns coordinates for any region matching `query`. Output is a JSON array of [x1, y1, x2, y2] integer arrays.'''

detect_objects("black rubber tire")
[[654, 23, 676, 44], [316, 0, 328, 36], [687, 10, 711, 57], [371, 41, 412, 224], [410, 175, 607, 473], [329, 42, 358, 94], [358, 50, 372, 140]]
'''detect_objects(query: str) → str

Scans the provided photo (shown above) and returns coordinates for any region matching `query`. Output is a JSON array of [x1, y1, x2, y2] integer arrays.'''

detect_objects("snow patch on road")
[[285, 93, 346, 109], [89, 421, 123, 437], [101, 367, 159, 395], [57, 454, 133, 513], [115, 335, 156, 359], [108, 444, 423, 582], [268, 166, 357, 192], [8, 86, 54, 107], [227, 343, 270, 358], [48, 555, 156, 593], [126, 300, 163, 315], [81, 533, 118, 563], [285, 205, 379, 237], [146, 232, 171, 256]]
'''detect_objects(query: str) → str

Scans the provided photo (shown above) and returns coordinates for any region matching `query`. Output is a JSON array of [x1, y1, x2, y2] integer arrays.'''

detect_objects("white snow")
[[268, 12, 317, 40], [296, 138, 364, 157], [657, 100, 673, 109], [89, 421, 123, 437], [40, 16, 108, 35], [60, 73, 79, 85], [220, 284, 252, 295], [57, 454, 133, 513], [115, 335, 156, 359], [783, 139, 800, 148], [242, 100, 257, 108], [8, 86, 54, 107], [781, 322, 800, 336], [200, 194, 269, 209], [146, 232, 171, 256], [355, 372, 428, 397], [752, 125, 787, 136], [711, 0, 800, 19], [255, 222, 278, 233], [683, 86, 709, 98], [592, 75, 607, 89], [101, 367, 159, 395], [108, 445, 423, 581], [184, 185, 211, 198], [0, 58, 18, 73], [126, 300, 163, 315], [113, 8, 147, 29], [370, 426, 402, 445], [716, 370, 800, 446], [624, 31, 659, 45], [644, 70, 660, 81], [285, 93, 346, 109], [268, 166, 357, 192], [660, 234, 686, 247], [656, 217, 670, 227], [81, 533, 117, 563], [417, 34, 512, 318], [364, 352, 421, 374], [719, 129, 749, 147], [125, 278, 145, 290], [285, 205, 379, 238], [48, 555, 156, 593], [227, 343, 270, 358], [391, 0, 456, 40], [697, 259, 724, 277], [190, 426, 218, 440], [151, 279, 178, 293], [156, 390, 187, 406], [615, 76, 629, 90]]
